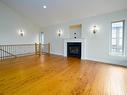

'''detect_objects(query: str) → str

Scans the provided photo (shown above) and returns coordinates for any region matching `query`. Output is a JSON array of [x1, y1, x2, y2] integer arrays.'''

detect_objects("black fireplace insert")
[[67, 42, 81, 58]]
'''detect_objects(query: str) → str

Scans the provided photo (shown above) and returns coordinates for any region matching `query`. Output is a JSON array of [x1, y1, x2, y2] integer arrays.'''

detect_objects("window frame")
[[110, 20, 125, 56]]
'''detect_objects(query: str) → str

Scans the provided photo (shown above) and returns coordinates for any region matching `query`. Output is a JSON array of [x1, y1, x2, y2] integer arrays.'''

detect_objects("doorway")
[[40, 32, 44, 44]]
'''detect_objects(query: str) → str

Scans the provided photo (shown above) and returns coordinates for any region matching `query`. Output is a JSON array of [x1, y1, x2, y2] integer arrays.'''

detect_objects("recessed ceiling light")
[[43, 5, 47, 9]]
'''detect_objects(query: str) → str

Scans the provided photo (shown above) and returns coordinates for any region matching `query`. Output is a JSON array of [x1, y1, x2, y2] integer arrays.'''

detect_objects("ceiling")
[[1, 0, 127, 27]]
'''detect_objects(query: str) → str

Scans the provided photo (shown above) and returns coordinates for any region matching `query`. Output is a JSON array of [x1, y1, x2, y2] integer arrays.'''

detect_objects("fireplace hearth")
[[67, 42, 81, 58]]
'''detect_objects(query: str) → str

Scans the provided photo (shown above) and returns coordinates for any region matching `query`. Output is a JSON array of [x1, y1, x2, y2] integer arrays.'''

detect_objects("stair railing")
[[0, 43, 50, 61]]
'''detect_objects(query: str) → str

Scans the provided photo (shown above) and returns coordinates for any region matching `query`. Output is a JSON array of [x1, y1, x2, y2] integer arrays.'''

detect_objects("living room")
[[0, 0, 127, 95]]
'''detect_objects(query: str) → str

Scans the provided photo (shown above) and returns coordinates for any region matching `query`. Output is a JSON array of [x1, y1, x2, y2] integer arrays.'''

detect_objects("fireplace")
[[67, 42, 81, 58], [64, 39, 86, 59]]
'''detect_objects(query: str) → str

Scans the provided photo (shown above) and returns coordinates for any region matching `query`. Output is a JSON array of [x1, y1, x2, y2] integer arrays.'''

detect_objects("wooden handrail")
[[0, 44, 49, 46]]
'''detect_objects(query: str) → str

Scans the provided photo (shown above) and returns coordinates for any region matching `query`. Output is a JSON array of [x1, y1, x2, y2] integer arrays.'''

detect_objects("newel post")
[[48, 43, 50, 54], [35, 43, 38, 55]]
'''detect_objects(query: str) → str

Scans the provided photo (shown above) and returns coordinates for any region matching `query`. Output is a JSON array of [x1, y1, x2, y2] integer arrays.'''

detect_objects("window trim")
[[109, 20, 125, 56]]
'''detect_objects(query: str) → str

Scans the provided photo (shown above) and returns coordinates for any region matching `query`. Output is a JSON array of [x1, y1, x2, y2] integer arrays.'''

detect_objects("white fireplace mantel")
[[64, 39, 86, 60]]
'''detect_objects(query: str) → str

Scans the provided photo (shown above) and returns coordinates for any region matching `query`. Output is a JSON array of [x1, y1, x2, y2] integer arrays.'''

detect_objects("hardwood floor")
[[0, 55, 127, 95]]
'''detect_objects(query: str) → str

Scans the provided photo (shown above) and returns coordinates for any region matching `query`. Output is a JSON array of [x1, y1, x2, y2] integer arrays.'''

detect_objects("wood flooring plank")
[[0, 55, 127, 95]]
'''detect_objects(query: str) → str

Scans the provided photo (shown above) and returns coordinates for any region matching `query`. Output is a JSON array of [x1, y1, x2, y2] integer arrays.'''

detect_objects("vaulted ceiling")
[[1, 0, 127, 27]]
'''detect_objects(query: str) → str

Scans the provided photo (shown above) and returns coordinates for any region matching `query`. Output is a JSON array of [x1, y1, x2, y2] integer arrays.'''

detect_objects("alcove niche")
[[69, 24, 82, 39]]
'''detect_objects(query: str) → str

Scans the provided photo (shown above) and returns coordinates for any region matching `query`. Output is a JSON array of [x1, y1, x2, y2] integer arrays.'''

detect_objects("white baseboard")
[[85, 57, 127, 67], [50, 52, 64, 56]]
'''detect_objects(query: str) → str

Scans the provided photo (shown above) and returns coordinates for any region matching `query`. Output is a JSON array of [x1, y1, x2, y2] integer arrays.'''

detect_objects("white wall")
[[82, 10, 127, 66], [0, 2, 40, 45], [43, 9, 127, 66], [43, 25, 65, 55], [70, 25, 81, 39]]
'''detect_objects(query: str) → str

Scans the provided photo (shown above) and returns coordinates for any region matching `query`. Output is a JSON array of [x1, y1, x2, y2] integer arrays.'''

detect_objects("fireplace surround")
[[64, 39, 86, 59]]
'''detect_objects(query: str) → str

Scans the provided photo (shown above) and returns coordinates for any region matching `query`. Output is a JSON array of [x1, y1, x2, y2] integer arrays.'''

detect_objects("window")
[[110, 20, 125, 56]]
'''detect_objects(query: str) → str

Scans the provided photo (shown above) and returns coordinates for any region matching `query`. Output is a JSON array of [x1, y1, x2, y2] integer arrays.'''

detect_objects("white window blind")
[[111, 20, 125, 56]]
